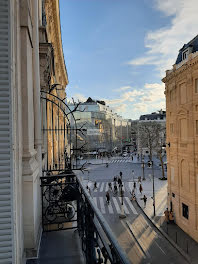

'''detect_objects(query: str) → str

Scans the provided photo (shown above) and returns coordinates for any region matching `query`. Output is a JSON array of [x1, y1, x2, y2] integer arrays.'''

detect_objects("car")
[[122, 152, 128, 157]]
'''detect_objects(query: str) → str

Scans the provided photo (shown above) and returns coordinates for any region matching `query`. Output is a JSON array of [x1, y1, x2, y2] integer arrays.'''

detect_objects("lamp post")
[[141, 159, 145, 181], [132, 170, 134, 182], [151, 161, 156, 216]]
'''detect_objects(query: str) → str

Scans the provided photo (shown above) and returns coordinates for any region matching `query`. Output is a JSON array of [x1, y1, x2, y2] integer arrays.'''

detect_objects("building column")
[[20, 0, 42, 257]]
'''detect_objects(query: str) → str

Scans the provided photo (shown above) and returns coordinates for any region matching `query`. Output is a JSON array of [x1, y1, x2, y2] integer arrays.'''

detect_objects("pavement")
[[135, 177, 198, 264], [78, 155, 193, 263]]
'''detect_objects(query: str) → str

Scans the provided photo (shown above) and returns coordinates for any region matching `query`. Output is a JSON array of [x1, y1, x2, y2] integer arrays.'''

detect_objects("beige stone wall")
[[10, 0, 69, 262], [163, 53, 198, 242], [43, 0, 69, 171]]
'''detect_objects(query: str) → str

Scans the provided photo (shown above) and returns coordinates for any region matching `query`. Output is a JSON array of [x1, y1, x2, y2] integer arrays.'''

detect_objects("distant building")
[[162, 34, 198, 242], [140, 110, 166, 122], [68, 98, 131, 154], [137, 110, 166, 156]]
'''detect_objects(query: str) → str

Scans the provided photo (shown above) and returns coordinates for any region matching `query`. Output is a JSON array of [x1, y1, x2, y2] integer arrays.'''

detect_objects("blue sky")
[[59, 0, 198, 119]]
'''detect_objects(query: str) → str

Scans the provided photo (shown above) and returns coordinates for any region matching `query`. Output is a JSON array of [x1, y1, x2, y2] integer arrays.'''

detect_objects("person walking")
[[133, 182, 136, 190], [130, 189, 135, 201], [119, 171, 123, 180], [106, 191, 110, 204], [164, 208, 169, 223], [169, 211, 174, 223], [139, 183, 143, 194], [118, 177, 121, 186], [113, 184, 118, 195], [131, 155, 133, 161], [94, 181, 97, 190], [118, 179, 122, 190], [108, 182, 112, 190], [143, 195, 147, 207]]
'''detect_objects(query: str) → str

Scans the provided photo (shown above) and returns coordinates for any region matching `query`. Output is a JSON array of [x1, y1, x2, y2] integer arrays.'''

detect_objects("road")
[[79, 156, 188, 264]]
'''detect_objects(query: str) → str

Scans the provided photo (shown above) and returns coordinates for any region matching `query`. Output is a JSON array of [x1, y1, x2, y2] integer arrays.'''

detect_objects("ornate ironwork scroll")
[[41, 173, 78, 231]]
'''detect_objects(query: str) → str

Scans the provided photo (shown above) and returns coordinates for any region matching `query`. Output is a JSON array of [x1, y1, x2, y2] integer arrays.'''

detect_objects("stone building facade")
[[162, 35, 198, 242], [40, 0, 69, 172], [0, 0, 68, 263], [68, 98, 131, 154], [136, 111, 166, 156]]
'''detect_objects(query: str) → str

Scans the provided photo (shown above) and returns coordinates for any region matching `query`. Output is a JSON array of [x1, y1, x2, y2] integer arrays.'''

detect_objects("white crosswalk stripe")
[[107, 201, 114, 214], [105, 182, 109, 192], [118, 197, 130, 215], [99, 197, 106, 214], [93, 197, 97, 206], [109, 158, 131, 163], [112, 197, 121, 214], [125, 197, 138, 214], [100, 182, 105, 192], [91, 181, 129, 193], [92, 196, 138, 216]]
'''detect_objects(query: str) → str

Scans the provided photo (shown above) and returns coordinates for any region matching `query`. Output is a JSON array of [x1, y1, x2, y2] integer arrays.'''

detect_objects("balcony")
[[27, 171, 130, 264]]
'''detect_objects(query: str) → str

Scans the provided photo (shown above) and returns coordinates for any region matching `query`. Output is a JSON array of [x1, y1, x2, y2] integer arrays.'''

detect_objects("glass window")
[[182, 203, 189, 219], [196, 120, 198, 135], [195, 79, 198, 93]]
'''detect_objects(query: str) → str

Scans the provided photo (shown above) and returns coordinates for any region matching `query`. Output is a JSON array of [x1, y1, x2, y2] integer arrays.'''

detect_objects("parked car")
[[122, 152, 128, 157]]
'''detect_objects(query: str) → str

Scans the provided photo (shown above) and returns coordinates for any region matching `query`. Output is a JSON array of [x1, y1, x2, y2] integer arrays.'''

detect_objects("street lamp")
[[141, 159, 145, 181], [150, 160, 156, 217], [132, 170, 134, 182]]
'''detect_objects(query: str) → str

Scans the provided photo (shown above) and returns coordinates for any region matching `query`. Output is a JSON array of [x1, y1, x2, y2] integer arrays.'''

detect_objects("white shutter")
[[0, 0, 14, 263]]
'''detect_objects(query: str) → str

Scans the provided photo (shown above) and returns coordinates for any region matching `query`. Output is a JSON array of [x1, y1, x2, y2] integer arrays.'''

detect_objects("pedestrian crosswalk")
[[90, 181, 133, 193], [92, 196, 138, 215], [109, 158, 132, 163]]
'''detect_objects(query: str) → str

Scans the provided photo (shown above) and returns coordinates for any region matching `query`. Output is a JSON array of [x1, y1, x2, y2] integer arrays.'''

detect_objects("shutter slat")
[[0, 1, 13, 262]]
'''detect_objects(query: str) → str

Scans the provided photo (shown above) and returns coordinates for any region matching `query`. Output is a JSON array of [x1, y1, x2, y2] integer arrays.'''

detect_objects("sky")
[[59, 0, 198, 120]]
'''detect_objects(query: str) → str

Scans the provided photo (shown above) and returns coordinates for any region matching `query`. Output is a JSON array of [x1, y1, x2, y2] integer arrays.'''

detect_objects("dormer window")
[[182, 46, 193, 61], [182, 49, 188, 60]]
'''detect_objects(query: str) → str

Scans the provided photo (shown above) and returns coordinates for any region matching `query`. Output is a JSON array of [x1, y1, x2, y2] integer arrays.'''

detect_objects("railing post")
[[84, 203, 96, 263]]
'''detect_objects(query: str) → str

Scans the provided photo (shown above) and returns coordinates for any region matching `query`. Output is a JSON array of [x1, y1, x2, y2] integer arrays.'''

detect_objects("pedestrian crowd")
[[87, 170, 149, 209], [106, 171, 125, 205], [164, 208, 174, 223]]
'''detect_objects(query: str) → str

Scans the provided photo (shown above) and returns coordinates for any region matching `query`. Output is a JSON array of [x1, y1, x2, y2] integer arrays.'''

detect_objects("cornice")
[[162, 54, 198, 84], [45, 0, 68, 88]]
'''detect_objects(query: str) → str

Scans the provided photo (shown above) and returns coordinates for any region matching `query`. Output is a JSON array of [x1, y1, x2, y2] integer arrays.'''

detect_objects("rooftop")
[[175, 35, 198, 64]]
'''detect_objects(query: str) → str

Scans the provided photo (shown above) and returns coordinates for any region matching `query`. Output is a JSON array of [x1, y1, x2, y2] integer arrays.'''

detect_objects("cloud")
[[67, 82, 165, 119], [112, 104, 127, 114], [67, 93, 87, 103], [105, 89, 144, 105], [128, 0, 198, 76], [128, 56, 157, 66], [132, 103, 148, 113], [113, 86, 132, 92]]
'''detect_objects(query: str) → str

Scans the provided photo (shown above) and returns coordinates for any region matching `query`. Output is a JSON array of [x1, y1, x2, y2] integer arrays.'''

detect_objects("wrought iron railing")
[[40, 172, 78, 231], [41, 172, 131, 263], [76, 174, 131, 264]]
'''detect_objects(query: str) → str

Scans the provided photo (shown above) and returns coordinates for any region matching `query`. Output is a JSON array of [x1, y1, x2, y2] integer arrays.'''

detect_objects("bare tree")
[[138, 121, 166, 179], [138, 122, 161, 160], [155, 128, 166, 180]]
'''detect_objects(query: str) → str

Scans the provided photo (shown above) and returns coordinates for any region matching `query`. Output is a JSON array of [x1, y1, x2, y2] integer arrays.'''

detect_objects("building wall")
[[6, 0, 68, 263], [163, 52, 198, 242], [40, 0, 69, 171]]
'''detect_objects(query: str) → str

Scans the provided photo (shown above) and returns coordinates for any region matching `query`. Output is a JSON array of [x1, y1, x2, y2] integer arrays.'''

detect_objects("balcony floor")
[[26, 229, 85, 264]]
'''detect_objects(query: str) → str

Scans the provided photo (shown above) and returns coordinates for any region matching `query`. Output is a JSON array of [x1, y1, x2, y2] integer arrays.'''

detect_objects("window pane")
[[195, 79, 198, 93]]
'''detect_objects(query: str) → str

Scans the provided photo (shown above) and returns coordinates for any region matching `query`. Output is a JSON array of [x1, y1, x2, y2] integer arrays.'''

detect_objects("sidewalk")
[[135, 178, 198, 264]]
